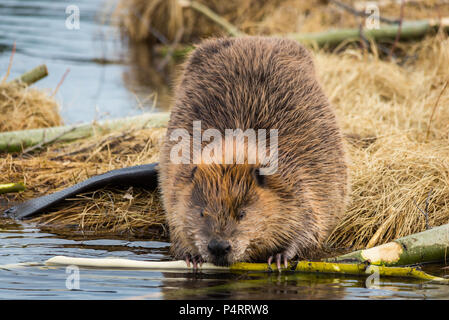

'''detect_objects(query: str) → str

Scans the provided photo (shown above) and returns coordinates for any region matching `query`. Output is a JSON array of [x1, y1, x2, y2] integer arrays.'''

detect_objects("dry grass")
[[0, 80, 62, 132], [318, 35, 449, 249], [2, 34, 449, 250], [111, 0, 449, 44], [1, 127, 167, 237]]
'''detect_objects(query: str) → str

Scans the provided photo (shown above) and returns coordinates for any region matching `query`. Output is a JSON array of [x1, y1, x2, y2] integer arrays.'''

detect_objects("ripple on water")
[[0, 0, 156, 124], [1, 217, 449, 299]]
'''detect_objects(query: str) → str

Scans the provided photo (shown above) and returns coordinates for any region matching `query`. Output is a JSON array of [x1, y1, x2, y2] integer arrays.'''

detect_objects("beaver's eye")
[[238, 210, 246, 220], [200, 209, 204, 217]]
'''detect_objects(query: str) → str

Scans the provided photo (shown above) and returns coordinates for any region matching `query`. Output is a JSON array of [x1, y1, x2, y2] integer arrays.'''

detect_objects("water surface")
[[0, 0, 168, 124], [1, 218, 449, 300]]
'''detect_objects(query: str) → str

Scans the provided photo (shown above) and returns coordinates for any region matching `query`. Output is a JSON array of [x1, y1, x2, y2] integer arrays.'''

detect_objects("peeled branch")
[[5, 223, 449, 284], [42, 256, 449, 284]]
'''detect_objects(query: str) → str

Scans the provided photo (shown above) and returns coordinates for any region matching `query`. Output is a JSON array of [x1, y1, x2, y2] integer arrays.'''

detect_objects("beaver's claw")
[[185, 254, 203, 270], [267, 253, 288, 271]]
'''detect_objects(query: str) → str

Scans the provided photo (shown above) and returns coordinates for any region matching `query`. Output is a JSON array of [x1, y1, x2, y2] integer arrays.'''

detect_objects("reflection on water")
[[123, 41, 175, 113], [0, 0, 174, 124], [1, 217, 449, 300]]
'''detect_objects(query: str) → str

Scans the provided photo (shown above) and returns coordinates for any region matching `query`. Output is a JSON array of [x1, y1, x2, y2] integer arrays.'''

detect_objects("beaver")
[[158, 36, 349, 269]]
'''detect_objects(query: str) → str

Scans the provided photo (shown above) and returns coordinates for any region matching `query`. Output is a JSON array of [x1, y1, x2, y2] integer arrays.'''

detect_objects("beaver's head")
[[170, 163, 304, 266]]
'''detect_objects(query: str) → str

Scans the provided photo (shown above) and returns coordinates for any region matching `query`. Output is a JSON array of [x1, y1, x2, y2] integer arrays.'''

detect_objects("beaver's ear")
[[190, 165, 198, 181], [177, 165, 198, 184], [252, 168, 266, 187]]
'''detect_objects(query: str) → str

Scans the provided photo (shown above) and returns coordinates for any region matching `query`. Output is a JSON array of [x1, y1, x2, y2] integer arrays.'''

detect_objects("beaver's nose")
[[208, 239, 231, 256]]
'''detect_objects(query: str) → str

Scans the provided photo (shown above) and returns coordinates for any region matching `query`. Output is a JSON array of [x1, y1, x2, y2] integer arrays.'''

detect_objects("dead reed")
[[0, 81, 62, 132], [111, 0, 449, 43]]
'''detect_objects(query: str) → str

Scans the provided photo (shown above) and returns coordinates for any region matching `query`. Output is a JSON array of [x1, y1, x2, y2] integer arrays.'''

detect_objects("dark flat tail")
[[3, 163, 159, 220]]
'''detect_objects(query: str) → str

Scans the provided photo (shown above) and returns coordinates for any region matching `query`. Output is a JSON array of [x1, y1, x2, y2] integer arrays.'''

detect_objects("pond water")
[[0, 0, 170, 125], [1, 218, 449, 300], [1, 0, 449, 300]]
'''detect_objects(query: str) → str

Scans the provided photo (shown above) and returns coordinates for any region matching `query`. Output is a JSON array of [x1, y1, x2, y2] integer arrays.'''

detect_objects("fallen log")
[[286, 19, 449, 47], [155, 18, 449, 59], [326, 223, 449, 266], [0, 112, 170, 152]]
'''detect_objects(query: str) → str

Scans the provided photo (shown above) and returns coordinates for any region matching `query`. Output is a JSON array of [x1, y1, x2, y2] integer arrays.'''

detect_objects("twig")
[[2, 42, 16, 83], [358, 23, 369, 52], [366, 211, 398, 248], [157, 26, 184, 71], [52, 130, 133, 160], [128, 6, 170, 45], [52, 68, 70, 96], [388, 0, 406, 60], [425, 80, 449, 141], [329, 0, 401, 24], [148, 25, 170, 45], [413, 189, 433, 230], [357, 23, 394, 56], [51, 117, 155, 160]]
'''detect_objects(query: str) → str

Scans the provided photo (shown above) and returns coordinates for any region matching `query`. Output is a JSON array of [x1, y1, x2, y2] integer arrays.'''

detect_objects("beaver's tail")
[[4, 163, 159, 220]]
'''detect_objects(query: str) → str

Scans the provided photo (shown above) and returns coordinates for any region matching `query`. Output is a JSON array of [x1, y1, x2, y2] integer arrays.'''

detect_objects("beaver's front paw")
[[267, 253, 289, 271], [185, 254, 203, 270]]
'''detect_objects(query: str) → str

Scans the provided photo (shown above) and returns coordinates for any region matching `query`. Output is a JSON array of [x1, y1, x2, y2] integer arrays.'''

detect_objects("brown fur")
[[158, 36, 349, 265]]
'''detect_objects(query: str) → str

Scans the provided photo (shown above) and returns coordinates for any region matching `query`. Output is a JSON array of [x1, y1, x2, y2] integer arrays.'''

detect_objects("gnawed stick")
[[45, 256, 227, 270], [42, 256, 449, 283]]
